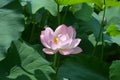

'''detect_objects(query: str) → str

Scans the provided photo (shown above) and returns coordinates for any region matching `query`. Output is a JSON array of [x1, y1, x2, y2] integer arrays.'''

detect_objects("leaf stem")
[[57, 4, 60, 25], [62, 6, 69, 24], [29, 15, 36, 42], [100, 0, 106, 61], [92, 0, 106, 60], [101, 32, 104, 60], [29, 24, 35, 42]]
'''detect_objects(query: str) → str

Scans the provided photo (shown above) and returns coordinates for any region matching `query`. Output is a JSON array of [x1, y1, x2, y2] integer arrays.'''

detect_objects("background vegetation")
[[0, 0, 120, 80]]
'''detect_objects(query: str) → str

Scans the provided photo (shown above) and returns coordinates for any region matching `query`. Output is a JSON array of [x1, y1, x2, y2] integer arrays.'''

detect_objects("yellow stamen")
[[54, 38, 59, 44]]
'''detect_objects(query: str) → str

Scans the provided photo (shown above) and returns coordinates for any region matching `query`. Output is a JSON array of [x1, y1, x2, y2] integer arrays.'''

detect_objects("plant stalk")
[[53, 52, 60, 80], [53, 52, 60, 72], [52, 3, 61, 80], [62, 6, 69, 24], [29, 24, 35, 42], [29, 15, 36, 42], [57, 4, 60, 25], [92, 0, 106, 60]]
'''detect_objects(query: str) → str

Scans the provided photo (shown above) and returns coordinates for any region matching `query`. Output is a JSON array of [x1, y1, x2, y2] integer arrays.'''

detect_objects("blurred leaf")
[[0, 0, 13, 8], [109, 60, 120, 80], [106, 0, 120, 7], [0, 42, 21, 75], [72, 13, 101, 51], [70, 3, 82, 14], [58, 54, 109, 80], [88, 34, 102, 46], [56, 0, 92, 5], [106, 23, 120, 36], [110, 35, 120, 45], [99, 6, 120, 45], [99, 6, 120, 23], [72, 3, 93, 21], [88, 34, 96, 46], [77, 15, 100, 38], [3, 0, 22, 11], [56, 0, 120, 8], [0, 41, 55, 80], [0, 9, 24, 61], [30, 0, 57, 16], [32, 44, 46, 58], [95, 0, 120, 8]]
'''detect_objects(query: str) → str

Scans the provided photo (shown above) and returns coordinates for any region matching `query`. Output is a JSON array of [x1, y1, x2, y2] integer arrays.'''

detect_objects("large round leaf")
[[56, 0, 92, 5], [0, 9, 24, 61], [56, 0, 120, 7], [28, 0, 57, 16], [58, 54, 109, 80], [71, 3, 93, 22], [0, 41, 55, 80], [77, 15, 100, 38]]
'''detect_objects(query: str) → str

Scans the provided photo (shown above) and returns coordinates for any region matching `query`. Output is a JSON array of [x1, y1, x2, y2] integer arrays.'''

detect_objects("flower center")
[[54, 38, 59, 44]]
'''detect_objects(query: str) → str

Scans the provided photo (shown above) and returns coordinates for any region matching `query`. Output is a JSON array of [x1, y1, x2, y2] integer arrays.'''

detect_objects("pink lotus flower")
[[40, 24, 82, 55]]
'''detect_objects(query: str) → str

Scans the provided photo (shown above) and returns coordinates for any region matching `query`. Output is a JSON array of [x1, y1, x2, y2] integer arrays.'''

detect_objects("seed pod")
[[102, 17, 107, 27]]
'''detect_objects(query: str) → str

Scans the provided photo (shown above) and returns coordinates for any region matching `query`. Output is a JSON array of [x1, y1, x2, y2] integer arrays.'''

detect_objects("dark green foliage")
[[0, 0, 120, 80]]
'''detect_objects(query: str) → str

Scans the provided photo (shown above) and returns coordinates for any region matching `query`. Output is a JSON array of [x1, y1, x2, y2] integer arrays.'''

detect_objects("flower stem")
[[52, 3, 61, 80], [52, 52, 60, 80], [92, 0, 106, 60], [53, 53, 60, 71]]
